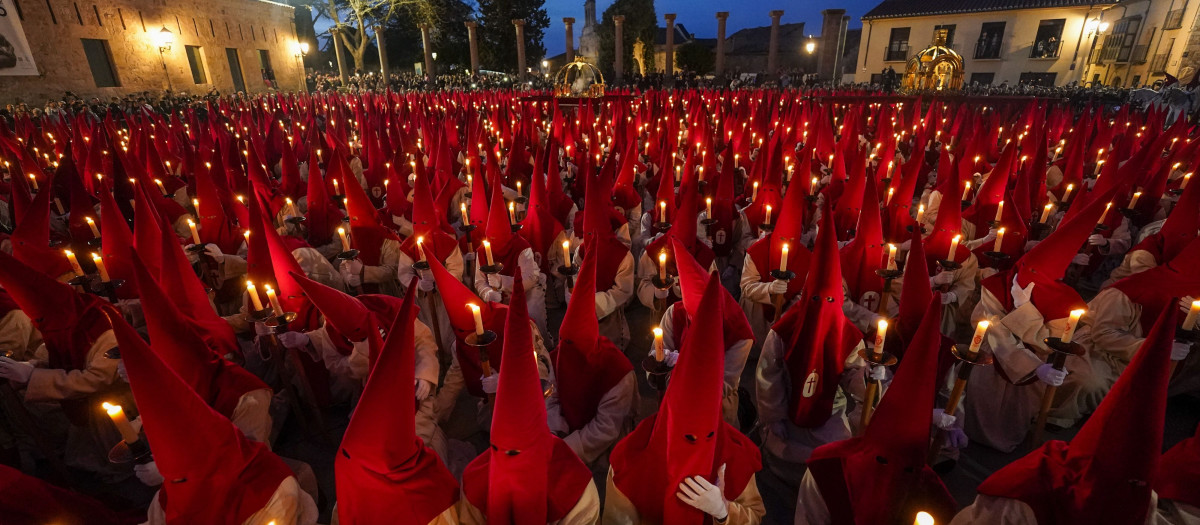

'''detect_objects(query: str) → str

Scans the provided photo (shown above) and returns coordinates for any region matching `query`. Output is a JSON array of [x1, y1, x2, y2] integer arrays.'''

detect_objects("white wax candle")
[[417, 237, 427, 262], [1062, 309, 1085, 343], [64, 250, 83, 276], [660, 200, 667, 222], [764, 204, 772, 225], [1098, 202, 1113, 224], [967, 320, 990, 356], [103, 403, 140, 444], [653, 327, 664, 361], [961, 181, 972, 201], [1040, 203, 1055, 223], [246, 281, 264, 311], [187, 219, 201, 245], [483, 240, 495, 266], [92, 253, 110, 281], [751, 181, 759, 201], [995, 228, 1006, 252], [874, 320, 888, 356], [469, 304, 485, 335], [86, 217, 101, 238], [1183, 301, 1200, 331], [338, 227, 351, 252], [658, 251, 668, 281], [562, 241, 572, 269], [508, 202, 516, 224], [1128, 191, 1142, 209], [780, 243, 789, 272], [947, 234, 961, 260], [994, 200, 1004, 222], [916, 203, 925, 224], [1063, 184, 1075, 202], [264, 284, 284, 316], [706, 197, 712, 218], [886, 244, 897, 270]]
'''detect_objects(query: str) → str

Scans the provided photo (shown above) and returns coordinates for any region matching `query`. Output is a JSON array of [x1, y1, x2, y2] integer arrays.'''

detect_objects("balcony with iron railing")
[[885, 44, 910, 62], [1150, 53, 1169, 73], [974, 39, 1003, 59], [1165, 9, 1185, 29], [1029, 39, 1062, 58]]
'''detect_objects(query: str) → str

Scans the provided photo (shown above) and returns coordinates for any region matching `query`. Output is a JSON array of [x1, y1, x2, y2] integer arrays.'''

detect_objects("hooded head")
[[671, 236, 755, 348], [9, 176, 73, 278], [289, 270, 374, 343], [335, 280, 459, 524], [426, 246, 507, 397], [109, 311, 293, 524]]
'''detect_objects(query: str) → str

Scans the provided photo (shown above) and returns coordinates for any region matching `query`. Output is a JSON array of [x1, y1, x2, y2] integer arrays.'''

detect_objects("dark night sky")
[[542, 0, 872, 56]]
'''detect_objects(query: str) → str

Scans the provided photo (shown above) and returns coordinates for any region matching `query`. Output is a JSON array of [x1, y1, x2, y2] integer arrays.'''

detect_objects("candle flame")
[[102, 402, 122, 416]]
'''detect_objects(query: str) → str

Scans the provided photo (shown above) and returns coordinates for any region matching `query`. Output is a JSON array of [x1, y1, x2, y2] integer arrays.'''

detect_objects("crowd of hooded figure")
[[0, 86, 1197, 525]]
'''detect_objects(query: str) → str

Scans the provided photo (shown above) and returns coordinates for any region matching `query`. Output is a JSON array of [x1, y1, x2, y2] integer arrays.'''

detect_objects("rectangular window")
[[185, 45, 208, 84], [933, 24, 956, 47], [81, 38, 119, 87], [1019, 72, 1057, 86], [969, 72, 995, 85], [1030, 19, 1066, 58], [975, 22, 1005, 59], [226, 48, 246, 92], [885, 27, 910, 61], [1115, 18, 1142, 62], [257, 49, 276, 87]]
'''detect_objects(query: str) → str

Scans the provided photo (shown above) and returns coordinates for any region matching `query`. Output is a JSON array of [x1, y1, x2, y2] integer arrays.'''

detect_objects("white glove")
[[134, 461, 164, 487], [482, 289, 503, 303], [1179, 296, 1196, 315], [278, 331, 310, 349], [980, 228, 997, 244], [564, 288, 572, 305], [463, 251, 476, 263], [1071, 253, 1090, 266], [768, 279, 789, 295], [1087, 234, 1108, 246], [1036, 363, 1067, 386], [0, 357, 34, 384], [117, 360, 129, 383], [417, 275, 435, 292], [932, 408, 956, 430], [677, 464, 729, 520], [653, 287, 670, 299], [941, 292, 958, 305], [1172, 341, 1191, 362], [869, 365, 888, 381], [663, 349, 679, 368], [699, 236, 713, 248], [498, 275, 515, 292], [203, 243, 223, 258], [414, 379, 433, 400], [1011, 278, 1035, 309], [340, 259, 364, 287], [837, 240, 852, 249], [480, 373, 498, 394], [946, 427, 969, 449], [931, 271, 955, 286]]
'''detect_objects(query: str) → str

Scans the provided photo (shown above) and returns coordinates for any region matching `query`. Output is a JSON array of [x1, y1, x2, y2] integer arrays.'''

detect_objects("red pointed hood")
[[1110, 236, 1200, 333], [978, 307, 1177, 524], [553, 242, 633, 431], [108, 312, 293, 524], [130, 250, 267, 417], [344, 166, 399, 266], [289, 271, 373, 342], [519, 155, 566, 273], [155, 224, 240, 359], [779, 203, 861, 427], [463, 276, 592, 525], [923, 172, 969, 269], [98, 188, 138, 299], [840, 169, 886, 304], [1153, 174, 1200, 261], [671, 236, 755, 347], [1156, 423, 1200, 509], [610, 275, 761, 525], [335, 280, 460, 525], [304, 148, 339, 247], [897, 228, 933, 344], [9, 177, 72, 278], [646, 181, 714, 271], [398, 163, 457, 263], [426, 246, 507, 397], [0, 464, 143, 525], [483, 171, 517, 252], [807, 295, 957, 525]]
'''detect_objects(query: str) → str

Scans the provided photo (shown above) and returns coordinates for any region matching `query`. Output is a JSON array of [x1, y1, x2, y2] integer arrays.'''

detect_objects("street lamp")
[[805, 40, 817, 54], [155, 27, 173, 91], [294, 41, 310, 93]]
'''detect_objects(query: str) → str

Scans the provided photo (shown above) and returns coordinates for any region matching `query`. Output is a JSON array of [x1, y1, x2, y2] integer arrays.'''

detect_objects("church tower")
[[579, 0, 600, 63]]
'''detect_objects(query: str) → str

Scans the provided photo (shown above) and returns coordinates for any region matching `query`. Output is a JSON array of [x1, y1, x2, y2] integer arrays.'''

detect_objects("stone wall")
[[2, 0, 302, 104]]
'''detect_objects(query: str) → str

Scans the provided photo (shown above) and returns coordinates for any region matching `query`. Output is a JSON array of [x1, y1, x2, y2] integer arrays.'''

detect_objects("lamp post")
[[155, 26, 174, 91], [294, 41, 309, 93]]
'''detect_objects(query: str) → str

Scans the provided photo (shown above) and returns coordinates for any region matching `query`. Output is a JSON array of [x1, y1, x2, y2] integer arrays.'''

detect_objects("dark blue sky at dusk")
[[542, 0, 871, 56]]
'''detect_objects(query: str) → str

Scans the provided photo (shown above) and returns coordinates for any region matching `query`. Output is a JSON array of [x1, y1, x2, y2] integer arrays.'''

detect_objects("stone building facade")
[[0, 0, 303, 104]]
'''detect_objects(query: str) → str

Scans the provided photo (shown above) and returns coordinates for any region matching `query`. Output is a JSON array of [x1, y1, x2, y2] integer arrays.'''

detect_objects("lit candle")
[[91, 253, 110, 281], [516, 180, 522, 196], [338, 227, 351, 252], [1098, 202, 1113, 224], [1063, 183, 1075, 202], [102, 402, 140, 444], [86, 217, 101, 238], [994, 200, 1004, 222], [967, 320, 990, 357], [1062, 309, 1085, 343], [810, 176, 818, 195], [658, 251, 668, 281], [1094, 159, 1105, 176], [916, 203, 925, 224], [1184, 300, 1200, 331], [460, 202, 469, 221], [246, 281, 265, 311], [332, 178, 340, 196], [961, 181, 972, 201], [734, 154, 740, 169], [53, 197, 65, 215], [764, 204, 772, 225], [751, 181, 759, 201], [780, 243, 789, 272], [508, 202, 516, 224], [874, 319, 888, 356], [659, 200, 668, 222], [154, 179, 167, 195], [416, 236, 428, 262], [61, 249, 83, 276], [886, 244, 897, 270], [995, 228, 1006, 252], [653, 327, 665, 361], [1128, 191, 1142, 209], [264, 284, 284, 316], [915, 511, 935, 525], [483, 240, 495, 266], [1183, 172, 1193, 190], [887, 187, 896, 205], [947, 234, 961, 260], [1040, 203, 1055, 223], [469, 303, 485, 335], [27, 174, 37, 191], [562, 240, 572, 269], [187, 219, 201, 244]]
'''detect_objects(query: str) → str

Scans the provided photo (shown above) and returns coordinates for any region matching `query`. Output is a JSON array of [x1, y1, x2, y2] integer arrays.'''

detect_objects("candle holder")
[[458, 223, 477, 235], [558, 264, 578, 290], [700, 217, 717, 227], [103, 346, 121, 360], [641, 354, 674, 394], [246, 307, 278, 324], [1031, 337, 1084, 444], [875, 268, 903, 280], [951, 343, 994, 371], [988, 220, 1003, 229], [806, 194, 819, 204], [984, 251, 1012, 269], [961, 200, 972, 210], [67, 274, 92, 290], [90, 279, 125, 302], [1057, 201, 1072, 214], [514, 195, 528, 205], [759, 223, 775, 232], [651, 274, 675, 291], [1175, 325, 1198, 346], [335, 249, 360, 261], [510, 224, 523, 233], [857, 347, 898, 368], [331, 196, 345, 208], [653, 221, 672, 234], [1093, 223, 1109, 232], [771, 269, 796, 281], [880, 177, 893, 187], [108, 438, 152, 465], [479, 262, 505, 275], [905, 224, 928, 235], [1119, 208, 1142, 220], [411, 260, 431, 272], [264, 311, 297, 331], [1168, 187, 1185, 196], [937, 259, 962, 272], [86, 237, 103, 248], [285, 216, 307, 225], [1032, 222, 1054, 241], [856, 347, 898, 430], [185, 243, 207, 254]]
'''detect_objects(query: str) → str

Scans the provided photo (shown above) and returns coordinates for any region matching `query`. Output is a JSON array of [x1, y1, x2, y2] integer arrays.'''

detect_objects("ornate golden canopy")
[[553, 57, 606, 98], [903, 30, 964, 91]]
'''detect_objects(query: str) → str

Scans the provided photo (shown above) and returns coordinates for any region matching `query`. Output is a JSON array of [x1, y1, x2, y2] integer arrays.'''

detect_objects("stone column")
[[465, 21, 480, 76], [664, 13, 676, 88], [513, 19, 527, 80], [767, 10, 784, 73], [564, 18, 576, 62], [419, 23, 434, 83], [715, 12, 729, 75], [374, 25, 389, 77], [613, 15, 625, 84], [330, 27, 349, 83], [819, 9, 847, 82]]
